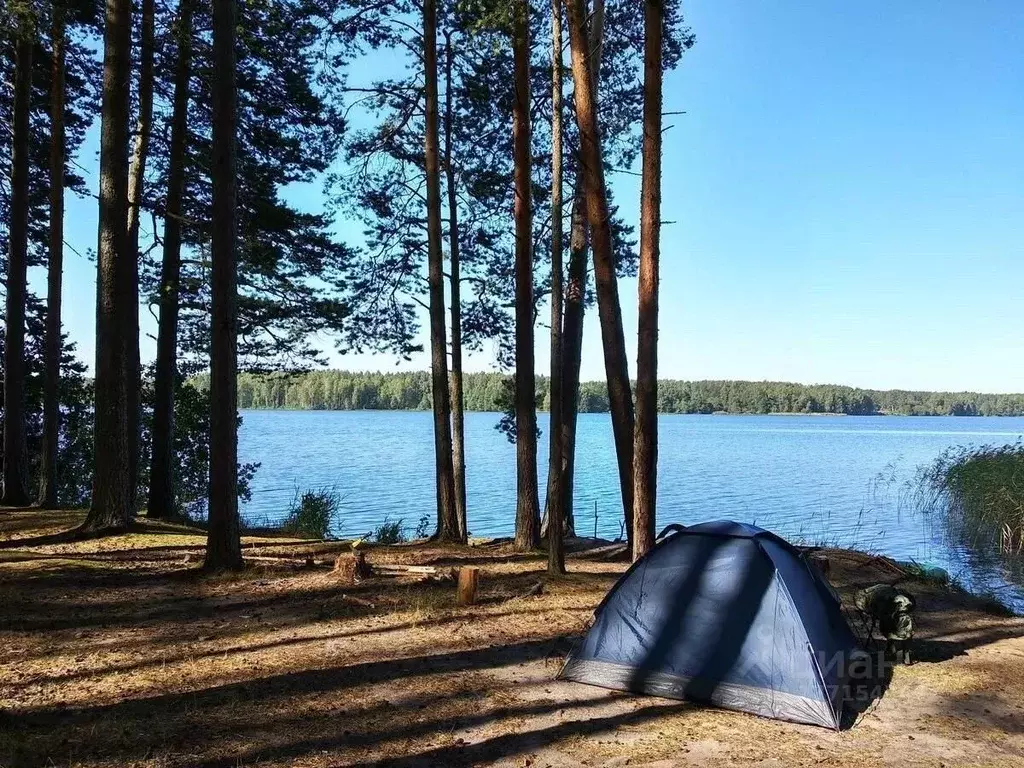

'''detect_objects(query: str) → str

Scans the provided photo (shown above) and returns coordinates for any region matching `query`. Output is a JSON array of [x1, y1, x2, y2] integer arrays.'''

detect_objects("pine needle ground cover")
[[1, 509, 1023, 767]]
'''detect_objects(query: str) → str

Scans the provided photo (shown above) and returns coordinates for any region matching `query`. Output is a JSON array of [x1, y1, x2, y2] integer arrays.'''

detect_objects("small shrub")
[[281, 486, 342, 539], [374, 517, 406, 544], [414, 515, 431, 539]]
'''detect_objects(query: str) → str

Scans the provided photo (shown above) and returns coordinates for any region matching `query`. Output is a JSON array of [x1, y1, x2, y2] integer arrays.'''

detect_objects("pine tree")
[[204, 0, 242, 570], [124, 0, 156, 511], [148, 0, 194, 520], [632, 0, 664, 561], [82, 0, 134, 533], [565, 0, 636, 553], [2, 2, 34, 507], [545, 0, 604, 543], [546, 0, 566, 574], [512, 0, 540, 551], [423, 0, 460, 542], [443, 29, 468, 540], [38, 0, 66, 508]]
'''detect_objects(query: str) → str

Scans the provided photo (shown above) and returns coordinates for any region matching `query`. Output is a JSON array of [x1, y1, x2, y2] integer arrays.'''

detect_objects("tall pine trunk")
[[546, 0, 565, 574], [39, 5, 65, 508], [148, 0, 194, 520], [565, 0, 635, 553], [424, 0, 459, 542], [205, 0, 242, 570], [548, 0, 603, 540], [512, 0, 540, 552], [124, 0, 156, 512], [3, 10, 33, 508], [443, 32, 468, 542], [83, 0, 133, 532], [632, 0, 663, 561]]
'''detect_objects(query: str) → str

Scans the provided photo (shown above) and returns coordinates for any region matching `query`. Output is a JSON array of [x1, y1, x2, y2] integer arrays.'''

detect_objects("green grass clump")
[[373, 518, 406, 544], [925, 442, 1024, 556], [281, 486, 343, 539]]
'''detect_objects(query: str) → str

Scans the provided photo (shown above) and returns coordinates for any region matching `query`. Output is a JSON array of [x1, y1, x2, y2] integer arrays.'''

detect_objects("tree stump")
[[457, 567, 479, 605], [334, 550, 372, 583]]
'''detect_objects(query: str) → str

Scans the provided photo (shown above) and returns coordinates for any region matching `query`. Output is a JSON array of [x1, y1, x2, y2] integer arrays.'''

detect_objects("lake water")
[[239, 410, 1024, 608]]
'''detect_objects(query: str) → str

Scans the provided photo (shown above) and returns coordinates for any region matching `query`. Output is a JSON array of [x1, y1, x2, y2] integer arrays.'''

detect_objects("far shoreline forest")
[[206, 371, 1024, 417]]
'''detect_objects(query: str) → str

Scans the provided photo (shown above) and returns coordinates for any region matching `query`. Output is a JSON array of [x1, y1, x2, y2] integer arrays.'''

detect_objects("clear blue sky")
[[39, 0, 1024, 392]]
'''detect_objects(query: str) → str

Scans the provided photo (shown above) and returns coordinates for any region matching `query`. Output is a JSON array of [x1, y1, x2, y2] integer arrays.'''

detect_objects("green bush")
[[281, 486, 343, 539]]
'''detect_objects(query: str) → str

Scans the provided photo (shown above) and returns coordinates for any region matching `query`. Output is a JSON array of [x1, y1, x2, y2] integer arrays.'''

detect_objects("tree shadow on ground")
[[18, 607, 587, 686], [199, 699, 693, 768], [4, 637, 585, 766]]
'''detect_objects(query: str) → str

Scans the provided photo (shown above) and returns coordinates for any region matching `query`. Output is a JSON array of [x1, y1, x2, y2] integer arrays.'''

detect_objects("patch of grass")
[[280, 486, 343, 540], [373, 517, 406, 544]]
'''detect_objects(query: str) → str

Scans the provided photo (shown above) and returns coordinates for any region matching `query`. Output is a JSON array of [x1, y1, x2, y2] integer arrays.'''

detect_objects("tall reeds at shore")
[[924, 442, 1024, 558]]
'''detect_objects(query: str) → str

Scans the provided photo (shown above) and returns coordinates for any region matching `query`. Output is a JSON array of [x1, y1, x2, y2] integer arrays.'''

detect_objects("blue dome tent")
[[559, 521, 860, 729]]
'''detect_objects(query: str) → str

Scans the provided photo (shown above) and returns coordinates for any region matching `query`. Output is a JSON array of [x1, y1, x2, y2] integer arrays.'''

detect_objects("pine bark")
[[565, 0, 635, 554], [148, 0, 194, 520], [124, 0, 156, 512], [632, 0, 663, 562], [443, 32, 468, 542], [3, 11, 33, 508], [423, 0, 459, 542], [512, 0, 540, 552], [546, 0, 566, 575], [205, 0, 242, 570], [547, 0, 604, 540], [38, 5, 65, 508], [83, 0, 133, 532]]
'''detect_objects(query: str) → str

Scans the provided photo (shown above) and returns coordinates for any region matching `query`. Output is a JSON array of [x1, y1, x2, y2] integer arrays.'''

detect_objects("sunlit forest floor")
[[1, 509, 1023, 767]]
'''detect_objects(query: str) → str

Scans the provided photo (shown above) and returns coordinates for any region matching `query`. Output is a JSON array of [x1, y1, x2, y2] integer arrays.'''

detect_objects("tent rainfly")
[[559, 521, 860, 729]]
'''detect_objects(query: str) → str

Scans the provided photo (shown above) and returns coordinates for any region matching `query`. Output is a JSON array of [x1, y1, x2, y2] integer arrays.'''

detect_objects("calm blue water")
[[239, 411, 1024, 607]]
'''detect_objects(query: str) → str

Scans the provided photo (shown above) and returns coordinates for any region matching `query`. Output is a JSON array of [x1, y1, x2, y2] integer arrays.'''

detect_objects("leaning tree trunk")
[[443, 31, 468, 542], [632, 0, 664, 562], [38, 5, 65, 509], [556, 197, 588, 535], [3, 12, 33, 508], [82, 0, 134, 532], [124, 0, 156, 512], [205, 0, 242, 570], [565, 0, 635, 555], [546, 0, 566, 575], [512, 0, 540, 552], [148, 0, 194, 520], [548, 0, 604, 540], [424, 0, 460, 542]]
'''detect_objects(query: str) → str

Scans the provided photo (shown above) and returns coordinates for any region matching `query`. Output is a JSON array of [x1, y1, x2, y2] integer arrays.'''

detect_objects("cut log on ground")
[[457, 566, 479, 605], [374, 564, 445, 575]]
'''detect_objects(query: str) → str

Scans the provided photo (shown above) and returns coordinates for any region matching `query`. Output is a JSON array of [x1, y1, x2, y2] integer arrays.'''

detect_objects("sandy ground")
[[1, 509, 1023, 768]]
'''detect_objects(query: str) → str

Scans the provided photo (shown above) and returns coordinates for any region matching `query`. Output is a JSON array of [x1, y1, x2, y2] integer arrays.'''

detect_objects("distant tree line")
[[201, 371, 1024, 417]]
